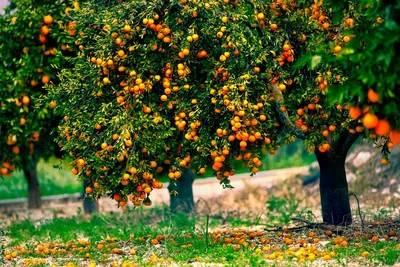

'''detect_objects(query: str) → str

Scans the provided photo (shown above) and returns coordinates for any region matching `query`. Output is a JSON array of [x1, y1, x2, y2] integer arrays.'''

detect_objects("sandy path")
[[0, 166, 308, 222]]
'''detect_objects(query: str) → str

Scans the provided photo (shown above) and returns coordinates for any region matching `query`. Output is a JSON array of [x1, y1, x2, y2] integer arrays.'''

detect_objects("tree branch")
[[271, 84, 306, 140]]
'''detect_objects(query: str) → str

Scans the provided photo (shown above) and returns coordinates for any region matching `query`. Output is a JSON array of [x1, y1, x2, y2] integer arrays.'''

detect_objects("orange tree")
[[0, 0, 78, 208], [48, 0, 400, 225], [314, 0, 400, 142]]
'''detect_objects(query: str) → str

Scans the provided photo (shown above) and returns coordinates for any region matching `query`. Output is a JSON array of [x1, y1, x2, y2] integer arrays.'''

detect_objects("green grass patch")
[[2, 198, 399, 266]]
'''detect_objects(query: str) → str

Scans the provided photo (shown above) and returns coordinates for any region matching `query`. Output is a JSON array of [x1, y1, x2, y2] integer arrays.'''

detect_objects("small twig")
[[204, 214, 209, 252], [349, 193, 365, 230]]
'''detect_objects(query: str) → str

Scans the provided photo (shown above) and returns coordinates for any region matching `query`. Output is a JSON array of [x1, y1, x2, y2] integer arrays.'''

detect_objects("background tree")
[[48, 0, 399, 225], [0, 0, 77, 208]]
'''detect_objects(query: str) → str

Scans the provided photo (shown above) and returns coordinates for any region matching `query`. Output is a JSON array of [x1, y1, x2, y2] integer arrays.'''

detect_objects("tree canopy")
[[43, 0, 399, 208], [0, 0, 77, 178]]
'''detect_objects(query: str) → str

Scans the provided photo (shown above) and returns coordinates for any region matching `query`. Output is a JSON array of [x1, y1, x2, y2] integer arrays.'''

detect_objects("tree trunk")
[[314, 132, 360, 225], [22, 154, 41, 209], [82, 180, 99, 215], [168, 168, 195, 214]]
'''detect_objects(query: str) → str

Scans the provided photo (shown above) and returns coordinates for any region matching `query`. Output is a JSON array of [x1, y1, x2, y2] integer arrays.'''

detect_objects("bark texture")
[[168, 168, 195, 214], [22, 154, 41, 209], [314, 131, 360, 225]]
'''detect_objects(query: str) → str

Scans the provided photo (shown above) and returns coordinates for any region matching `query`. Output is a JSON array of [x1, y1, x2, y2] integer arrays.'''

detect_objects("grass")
[[0, 140, 316, 199], [1, 196, 399, 266], [0, 158, 82, 200]]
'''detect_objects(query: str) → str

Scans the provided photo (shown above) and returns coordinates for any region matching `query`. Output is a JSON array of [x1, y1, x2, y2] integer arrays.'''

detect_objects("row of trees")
[[1, 0, 399, 225]]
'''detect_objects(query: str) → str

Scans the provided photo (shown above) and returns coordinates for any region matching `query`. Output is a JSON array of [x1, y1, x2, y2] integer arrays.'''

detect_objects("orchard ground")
[[1, 143, 399, 266]]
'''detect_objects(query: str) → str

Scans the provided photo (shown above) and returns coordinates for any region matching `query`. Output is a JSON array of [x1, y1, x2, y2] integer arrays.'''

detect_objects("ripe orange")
[[43, 15, 54, 25], [381, 158, 389, 165], [113, 193, 121, 201], [101, 143, 108, 150], [349, 107, 362, 119], [389, 129, 400, 144], [322, 143, 330, 150], [270, 24, 278, 31], [85, 187, 93, 194], [278, 84, 286, 91], [283, 44, 291, 51], [345, 18, 354, 28], [333, 46, 342, 53], [12, 146, 20, 154], [239, 141, 247, 148], [123, 24, 131, 32], [22, 95, 30, 105], [125, 140, 133, 147], [367, 89, 379, 103], [77, 159, 86, 167], [375, 119, 390, 136], [72, 168, 79, 175], [20, 117, 26, 125], [297, 108, 304, 116], [41, 25, 50, 35], [49, 101, 57, 108], [307, 103, 315, 111], [362, 113, 379, 129]]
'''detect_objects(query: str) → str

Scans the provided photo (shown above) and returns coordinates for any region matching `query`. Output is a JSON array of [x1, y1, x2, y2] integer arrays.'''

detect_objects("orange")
[[307, 103, 315, 110], [77, 159, 86, 167], [349, 107, 362, 119], [333, 46, 342, 53], [125, 140, 132, 147], [101, 143, 108, 150], [41, 25, 50, 35], [375, 119, 390, 136], [297, 108, 304, 116], [381, 158, 389, 165], [22, 95, 30, 105], [85, 187, 93, 194], [367, 89, 379, 103], [123, 24, 131, 32], [343, 36, 350, 43], [49, 101, 57, 108], [12, 146, 20, 154], [362, 113, 378, 129], [278, 84, 286, 91], [113, 193, 121, 201], [43, 15, 54, 25], [389, 129, 400, 144], [72, 168, 79, 175]]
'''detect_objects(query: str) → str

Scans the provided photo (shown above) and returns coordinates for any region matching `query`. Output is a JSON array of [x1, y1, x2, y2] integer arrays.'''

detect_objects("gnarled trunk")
[[314, 131, 360, 225], [168, 168, 195, 214], [315, 150, 351, 225], [22, 154, 41, 209]]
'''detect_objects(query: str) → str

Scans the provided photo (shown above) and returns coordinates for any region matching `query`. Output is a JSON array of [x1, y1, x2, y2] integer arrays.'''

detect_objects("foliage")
[[0, 0, 77, 178], [46, 0, 400, 207], [316, 0, 400, 128]]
